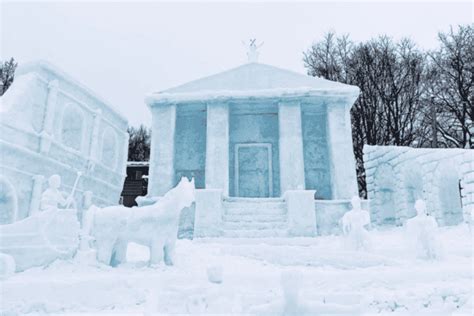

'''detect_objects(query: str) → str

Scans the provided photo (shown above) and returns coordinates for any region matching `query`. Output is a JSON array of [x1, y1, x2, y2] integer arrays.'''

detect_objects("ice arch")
[[374, 163, 397, 225], [402, 162, 424, 219], [61, 103, 84, 151], [101, 127, 118, 169], [0, 176, 18, 224], [436, 160, 463, 225]]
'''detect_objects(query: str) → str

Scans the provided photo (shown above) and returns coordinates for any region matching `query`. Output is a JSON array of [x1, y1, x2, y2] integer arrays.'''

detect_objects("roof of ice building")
[[147, 62, 359, 105], [15, 60, 128, 124]]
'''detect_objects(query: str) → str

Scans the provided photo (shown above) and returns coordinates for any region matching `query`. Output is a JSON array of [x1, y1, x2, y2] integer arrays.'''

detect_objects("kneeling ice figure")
[[85, 177, 195, 266], [40, 175, 73, 212], [406, 199, 440, 260], [341, 196, 371, 250]]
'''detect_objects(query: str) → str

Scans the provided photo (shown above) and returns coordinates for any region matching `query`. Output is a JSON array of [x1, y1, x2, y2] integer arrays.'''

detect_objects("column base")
[[284, 190, 317, 237], [194, 189, 223, 238]]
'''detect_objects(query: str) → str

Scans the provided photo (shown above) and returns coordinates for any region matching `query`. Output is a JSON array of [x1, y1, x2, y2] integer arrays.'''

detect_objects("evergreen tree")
[[0, 58, 18, 96]]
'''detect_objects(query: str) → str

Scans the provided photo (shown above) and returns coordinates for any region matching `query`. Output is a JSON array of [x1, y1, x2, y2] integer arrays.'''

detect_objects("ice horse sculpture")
[[85, 177, 195, 266]]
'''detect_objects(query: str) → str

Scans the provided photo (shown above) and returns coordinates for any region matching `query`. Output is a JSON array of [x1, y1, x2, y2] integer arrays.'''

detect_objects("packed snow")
[[1, 224, 471, 315]]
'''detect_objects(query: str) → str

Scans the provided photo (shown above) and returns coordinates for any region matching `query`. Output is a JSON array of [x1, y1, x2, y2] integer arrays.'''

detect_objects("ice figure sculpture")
[[244, 38, 263, 63], [341, 196, 371, 250], [40, 174, 80, 212], [406, 199, 440, 260], [86, 177, 195, 267]]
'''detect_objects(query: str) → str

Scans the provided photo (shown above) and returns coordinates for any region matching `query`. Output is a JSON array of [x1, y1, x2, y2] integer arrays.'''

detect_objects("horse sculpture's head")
[[177, 176, 196, 209]]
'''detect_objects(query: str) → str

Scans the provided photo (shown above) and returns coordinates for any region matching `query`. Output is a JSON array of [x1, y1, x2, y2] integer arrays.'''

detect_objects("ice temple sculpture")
[[145, 60, 363, 237], [0, 61, 129, 224]]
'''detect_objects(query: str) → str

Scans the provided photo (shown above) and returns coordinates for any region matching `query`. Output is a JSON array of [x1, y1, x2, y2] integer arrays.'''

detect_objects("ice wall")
[[0, 61, 128, 223], [364, 145, 473, 226]]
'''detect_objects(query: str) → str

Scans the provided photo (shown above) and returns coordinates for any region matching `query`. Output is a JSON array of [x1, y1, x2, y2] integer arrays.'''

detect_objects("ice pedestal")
[[194, 189, 223, 238], [285, 190, 317, 237]]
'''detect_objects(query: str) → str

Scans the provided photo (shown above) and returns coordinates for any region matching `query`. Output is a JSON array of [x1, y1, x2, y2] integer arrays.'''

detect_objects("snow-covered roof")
[[147, 62, 359, 105]]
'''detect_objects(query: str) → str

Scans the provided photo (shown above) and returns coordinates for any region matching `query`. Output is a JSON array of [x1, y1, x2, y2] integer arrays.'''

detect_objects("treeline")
[[303, 25, 473, 196], [127, 125, 151, 162]]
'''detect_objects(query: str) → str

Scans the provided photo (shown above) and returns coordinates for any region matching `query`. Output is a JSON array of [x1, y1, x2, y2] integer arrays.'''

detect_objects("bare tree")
[[128, 125, 151, 162], [427, 25, 473, 148], [304, 33, 426, 197]]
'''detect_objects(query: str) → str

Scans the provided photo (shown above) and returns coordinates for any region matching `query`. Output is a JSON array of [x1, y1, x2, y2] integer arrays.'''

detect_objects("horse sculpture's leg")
[[164, 239, 176, 266], [97, 238, 115, 265], [110, 240, 128, 267], [149, 239, 164, 265]]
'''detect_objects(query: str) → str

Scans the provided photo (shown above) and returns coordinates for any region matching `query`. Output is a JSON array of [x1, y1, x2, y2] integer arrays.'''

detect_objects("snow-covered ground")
[[1, 225, 472, 315]]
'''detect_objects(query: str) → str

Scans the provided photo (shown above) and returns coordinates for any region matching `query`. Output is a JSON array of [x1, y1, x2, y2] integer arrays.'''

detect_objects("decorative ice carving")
[[243, 39, 264, 63], [207, 265, 223, 284], [341, 196, 371, 250], [406, 199, 440, 260], [40, 173, 81, 212], [87, 177, 195, 266]]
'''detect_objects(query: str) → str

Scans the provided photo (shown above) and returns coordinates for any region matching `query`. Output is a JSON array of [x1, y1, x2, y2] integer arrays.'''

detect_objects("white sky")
[[1, 1, 472, 126]]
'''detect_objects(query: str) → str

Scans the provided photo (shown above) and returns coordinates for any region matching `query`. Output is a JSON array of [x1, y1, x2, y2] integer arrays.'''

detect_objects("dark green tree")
[[0, 58, 18, 96]]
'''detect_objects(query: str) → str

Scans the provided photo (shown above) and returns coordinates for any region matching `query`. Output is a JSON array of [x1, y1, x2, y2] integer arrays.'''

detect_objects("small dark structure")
[[121, 162, 149, 207]]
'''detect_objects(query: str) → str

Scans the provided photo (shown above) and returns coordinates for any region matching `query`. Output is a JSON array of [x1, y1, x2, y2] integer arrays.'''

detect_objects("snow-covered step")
[[223, 221, 287, 231], [222, 228, 288, 238], [223, 202, 287, 216], [223, 213, 287, 223]]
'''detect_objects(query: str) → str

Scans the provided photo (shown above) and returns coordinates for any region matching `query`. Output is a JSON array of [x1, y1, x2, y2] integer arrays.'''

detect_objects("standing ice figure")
[[341, 196, 371, 250], [406, 199, 440, 260], [244, 39, 264, 63], [40, 175, 72, 212]]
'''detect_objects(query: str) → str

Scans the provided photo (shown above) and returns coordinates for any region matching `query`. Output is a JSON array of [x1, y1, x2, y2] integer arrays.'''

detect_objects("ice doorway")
[[234, 143, 273, 198]]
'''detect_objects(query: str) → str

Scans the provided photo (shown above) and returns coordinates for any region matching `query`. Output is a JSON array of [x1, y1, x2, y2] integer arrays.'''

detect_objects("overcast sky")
[[2, 1, 472, 126]]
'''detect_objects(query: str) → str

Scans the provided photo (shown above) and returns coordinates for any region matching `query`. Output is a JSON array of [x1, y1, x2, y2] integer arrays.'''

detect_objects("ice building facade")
[[0, 61, 128, 224], [364, 145, 473, 226], [146, 62, 361, 237]]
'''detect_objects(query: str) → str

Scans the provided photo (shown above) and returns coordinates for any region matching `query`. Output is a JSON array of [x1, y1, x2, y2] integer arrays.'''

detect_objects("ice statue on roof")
[[341, 196, 371, 250], [406, 199, 441, 260], [243, 38, 264, 63]]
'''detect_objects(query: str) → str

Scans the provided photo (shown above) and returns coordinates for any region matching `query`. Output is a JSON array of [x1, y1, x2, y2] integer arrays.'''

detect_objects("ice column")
[[278, 101, 306, 194], [205, 103, 229, 195], [29, 174, 44, 215], [148, 104, 176, 196], [88, 109, 102, 165], [327, 101, 358, 199], [39, 80, 59, 154]]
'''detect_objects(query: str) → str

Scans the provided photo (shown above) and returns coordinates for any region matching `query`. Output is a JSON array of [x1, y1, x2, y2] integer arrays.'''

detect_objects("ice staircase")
[[221, 197, 289, 238]]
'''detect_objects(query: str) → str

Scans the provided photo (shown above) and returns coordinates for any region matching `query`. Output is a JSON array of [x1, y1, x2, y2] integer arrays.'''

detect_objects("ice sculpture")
[[87, 177, 195, 266], [207, 265, 223, 284], [0, 210, 80, 272], [406, 199, 440, 260], [40, 174, 80, 212], [341, 196, 371, 250]]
